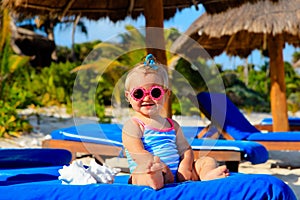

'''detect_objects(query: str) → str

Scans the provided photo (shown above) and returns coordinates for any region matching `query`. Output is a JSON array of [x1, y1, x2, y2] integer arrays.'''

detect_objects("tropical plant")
[[72, 25, 208, 118], [284, 62, 300, 95], [223, 58, 300, 114], [247, 62, 270, 99], [0, 8, 32, 137], [30, 62, 77, 107], [222, 67, 270, 112], [70, 25, 147, 121], [292, 51, 300, 64], [283, 61, 300, 114], [287, 92, 300, 116]]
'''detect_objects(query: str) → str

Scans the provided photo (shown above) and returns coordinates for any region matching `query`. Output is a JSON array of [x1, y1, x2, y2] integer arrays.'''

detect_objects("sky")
[[54, 5, 297, 70]]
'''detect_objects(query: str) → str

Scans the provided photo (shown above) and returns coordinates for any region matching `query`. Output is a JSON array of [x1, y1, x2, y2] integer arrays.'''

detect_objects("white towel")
[[58, 159, 121, 185]]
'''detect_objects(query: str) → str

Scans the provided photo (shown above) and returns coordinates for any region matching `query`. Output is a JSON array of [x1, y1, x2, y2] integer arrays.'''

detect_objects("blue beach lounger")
[[0, 170, 296, 200], [0, 148, 72, 169], [258, 117, 300, 131], [0, 148, 296, 200], [42, 123, 268, 172], [196, 92, 300, 151]]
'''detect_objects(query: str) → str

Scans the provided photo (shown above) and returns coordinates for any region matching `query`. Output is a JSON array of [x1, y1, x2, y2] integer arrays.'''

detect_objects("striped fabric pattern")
[[125, 120, 180, 179]]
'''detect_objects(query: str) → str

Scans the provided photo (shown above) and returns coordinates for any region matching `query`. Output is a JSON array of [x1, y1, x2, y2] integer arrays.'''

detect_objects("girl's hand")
[[132, 156, 165, 190]]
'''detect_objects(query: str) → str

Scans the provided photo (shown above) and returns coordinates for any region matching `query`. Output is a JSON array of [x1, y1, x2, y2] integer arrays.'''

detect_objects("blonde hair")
[[124, 62, 169, 91]]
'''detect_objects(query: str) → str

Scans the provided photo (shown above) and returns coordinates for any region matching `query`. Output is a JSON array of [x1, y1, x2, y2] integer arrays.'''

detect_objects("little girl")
[[122, 54, 229, 190]]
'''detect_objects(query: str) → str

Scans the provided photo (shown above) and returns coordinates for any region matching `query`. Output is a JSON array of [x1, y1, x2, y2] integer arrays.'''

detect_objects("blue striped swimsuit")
[[125, 118, 180, 180]]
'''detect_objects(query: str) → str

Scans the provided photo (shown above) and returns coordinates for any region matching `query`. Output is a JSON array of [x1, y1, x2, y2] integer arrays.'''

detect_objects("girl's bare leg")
[[194, 157, 230, 181]]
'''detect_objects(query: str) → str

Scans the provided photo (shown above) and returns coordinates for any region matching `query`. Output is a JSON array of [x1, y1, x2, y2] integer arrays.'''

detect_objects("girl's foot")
[[202, 165, 230, 180]]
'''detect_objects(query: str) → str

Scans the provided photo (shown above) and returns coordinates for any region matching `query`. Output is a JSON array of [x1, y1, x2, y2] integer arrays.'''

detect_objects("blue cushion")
[[261, 117, 300, 126], [51, 123, 202, 145], [0, 171, 296, 200], [191, 139, 268, 164], [247, 132, 300, 141], [0, 149, 71, 169], [51, 123, 124, 147], [0, 166, 63, 185]]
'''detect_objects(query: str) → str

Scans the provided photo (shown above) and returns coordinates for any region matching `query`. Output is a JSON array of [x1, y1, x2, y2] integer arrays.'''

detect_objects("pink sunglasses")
[[129, 85, 165, 101]]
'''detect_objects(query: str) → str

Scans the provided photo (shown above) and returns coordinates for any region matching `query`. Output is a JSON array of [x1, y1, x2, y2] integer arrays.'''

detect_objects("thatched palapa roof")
[[200, 0, 263, 14], [174, 0, 300, 58], [2, 0, 265, 22], [2, 0, 203, 22]]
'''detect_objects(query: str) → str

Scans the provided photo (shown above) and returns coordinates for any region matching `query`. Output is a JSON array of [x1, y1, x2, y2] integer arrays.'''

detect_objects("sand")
[[0, 107, 299, 198]]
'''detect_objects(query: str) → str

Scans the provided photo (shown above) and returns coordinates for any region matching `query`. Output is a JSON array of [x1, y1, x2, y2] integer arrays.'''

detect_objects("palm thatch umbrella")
[[2, 0, 256, 63], [173, 0, 300, 132], [2, 0, 203, 63]]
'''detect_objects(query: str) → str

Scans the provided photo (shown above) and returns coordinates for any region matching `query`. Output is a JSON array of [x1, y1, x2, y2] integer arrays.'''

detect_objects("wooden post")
[[144, 0, 172, 118], [267, 35, 289, 132]]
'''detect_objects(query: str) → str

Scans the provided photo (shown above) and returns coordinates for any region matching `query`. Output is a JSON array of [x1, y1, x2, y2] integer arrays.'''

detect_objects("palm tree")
[[72, 26, 214, 117]]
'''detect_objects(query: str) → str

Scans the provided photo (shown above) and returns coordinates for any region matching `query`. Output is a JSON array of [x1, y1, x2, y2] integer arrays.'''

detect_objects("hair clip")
[[144, 54, 158, 70]]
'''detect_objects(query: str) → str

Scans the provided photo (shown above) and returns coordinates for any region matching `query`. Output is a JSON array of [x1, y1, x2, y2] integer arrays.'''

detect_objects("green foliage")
[[224, 60, 300, 114], [284, 62, 300, 95], [95, 77, 113, 123], [175, 58, 207, 92], [284, 62, 300, 114], [11, 62, 77, 109], [0, 100, 32, 137], [287, 93, 300, 115], [292, 51, 300, 63], [222, 72, 270, 112], [0, 8, 32, 137], [173, 56, 231, 115], [71, 27, 147, 121], [247, 63, 270, 99], [56, 46, 72, 63], [72, 62, 123, 122], [74, 40, 102, 61], [56, 40, 101, 63], [171, 96, 200, 116], [38, 62, 77, 106]]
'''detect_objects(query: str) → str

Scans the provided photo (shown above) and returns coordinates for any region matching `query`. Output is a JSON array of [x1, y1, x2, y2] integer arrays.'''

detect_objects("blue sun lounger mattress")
[[261, 117, 300, 126], [50, 123, 268, 164], [0, 148, 295, 199], [0, 166, 296, 200], [0, 148, 72, 169]]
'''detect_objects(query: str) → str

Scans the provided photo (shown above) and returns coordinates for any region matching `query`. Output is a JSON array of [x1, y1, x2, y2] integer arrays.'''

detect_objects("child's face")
[[126, 71, 168, 117]]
